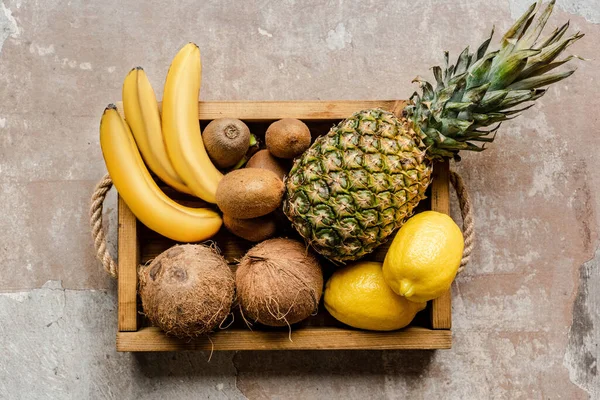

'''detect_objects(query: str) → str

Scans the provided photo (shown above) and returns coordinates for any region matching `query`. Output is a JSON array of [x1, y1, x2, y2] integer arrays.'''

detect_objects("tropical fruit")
[[382, 211, 464, 303], [284, 1, 582, 262], [324, 261, 426, 331], [99, 105, 222, 242]]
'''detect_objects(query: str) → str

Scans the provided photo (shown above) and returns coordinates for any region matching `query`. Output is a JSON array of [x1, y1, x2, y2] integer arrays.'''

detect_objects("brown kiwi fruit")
[[223, 213, 277, 242], [265, 118, 311, 159], [246, 150, 289, 180], [216, 168, 284, 219], [202, 118, 251, 168]]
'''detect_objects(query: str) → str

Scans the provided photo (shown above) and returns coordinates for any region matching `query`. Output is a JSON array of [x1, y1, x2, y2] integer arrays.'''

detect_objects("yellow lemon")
[[383, 211, 464, 303], [324, 261, 426, 331]]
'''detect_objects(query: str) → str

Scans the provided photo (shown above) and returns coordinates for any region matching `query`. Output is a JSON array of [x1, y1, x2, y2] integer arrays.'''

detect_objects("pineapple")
[[284, 1, 583, 262]]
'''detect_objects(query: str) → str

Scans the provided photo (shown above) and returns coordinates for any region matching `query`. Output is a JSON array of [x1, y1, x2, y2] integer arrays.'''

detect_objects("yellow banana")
[[162, 43, 223, 203], [122, 67, 193, 195], [100, 104, 222, 243]]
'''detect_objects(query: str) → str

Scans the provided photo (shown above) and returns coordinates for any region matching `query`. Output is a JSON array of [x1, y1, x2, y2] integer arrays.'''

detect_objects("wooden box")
[[115, 100, 452, 352]]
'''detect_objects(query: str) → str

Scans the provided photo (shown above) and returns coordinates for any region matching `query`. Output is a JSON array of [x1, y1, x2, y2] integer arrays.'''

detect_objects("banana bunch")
[[100, 43, 223, 243]]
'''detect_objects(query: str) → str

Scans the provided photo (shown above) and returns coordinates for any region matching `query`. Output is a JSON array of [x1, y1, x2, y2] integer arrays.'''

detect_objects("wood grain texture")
[[115, 100, 453, 350], [430, 160, 452, 330], [116, 100, 406, 121], [117, 326, 451, 352], [117, 195, 139, 332]]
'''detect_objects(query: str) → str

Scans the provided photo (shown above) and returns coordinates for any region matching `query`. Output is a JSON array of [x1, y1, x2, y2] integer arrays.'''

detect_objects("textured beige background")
[[0, 0, 598, 398]]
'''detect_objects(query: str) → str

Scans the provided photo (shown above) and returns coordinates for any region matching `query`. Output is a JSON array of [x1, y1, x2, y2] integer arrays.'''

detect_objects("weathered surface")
[[0, 281, 244, 399], [565, 247, 600, 397], [0, 0, 598, 398]]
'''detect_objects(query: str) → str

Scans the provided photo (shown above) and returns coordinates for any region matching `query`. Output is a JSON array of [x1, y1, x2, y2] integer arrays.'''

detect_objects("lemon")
[[382, 211, 464, 303], [324, 261, 426, 331]]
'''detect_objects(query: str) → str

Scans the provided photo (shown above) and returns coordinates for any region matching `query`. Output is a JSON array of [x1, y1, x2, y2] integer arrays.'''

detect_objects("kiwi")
[[202, 118, 251, 169], [265, 118, 311, 159], [223, 213, 277, 242], [216, 168, 285, 219], [246, 150, 289, 180]]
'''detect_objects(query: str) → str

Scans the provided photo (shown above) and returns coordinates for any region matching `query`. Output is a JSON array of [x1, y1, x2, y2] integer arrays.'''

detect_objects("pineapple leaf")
[[502, 103, 536, 115], [440, 118, 473, 134], [471, 112, 514, 126], [518, 0, 555, 49], [499, 88, 546, 109], [405, 1, 582, 160], [518, 13, 537, 41], [477, 90, 509, 110], [463, 143, 487, 152], [448, 64, 455, 79], [421, 81, 435, 100], [468, 123, 503, 136], [443, 51, 450, 80], [476, 28, 495, 60], [448, 72, 468, 87], [519, 32, 584, 78], [502, 2, 538, 48], [538, 21, 570, 48], [466, 134, 497, 143], [432, 66, 444, 89], [490, 49, 541, 90], [438, 136, 487, 152], [455, 47, 471, 75], [436, 84, 458, 104], [445, 101, 474, 112], [463, 83, 492, 103], [466, 51, 498, 89], [525, 55, 583, 77], [507, 69, 575, 90], [429, 147, 458, 159]]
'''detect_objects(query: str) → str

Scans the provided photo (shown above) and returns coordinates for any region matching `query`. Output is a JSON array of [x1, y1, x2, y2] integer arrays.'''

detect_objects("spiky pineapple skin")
[[283, 109, 432, 262]]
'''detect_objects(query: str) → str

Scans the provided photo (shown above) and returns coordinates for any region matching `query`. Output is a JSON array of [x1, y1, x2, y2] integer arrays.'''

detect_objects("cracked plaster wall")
[[0, 0, 598, 398]]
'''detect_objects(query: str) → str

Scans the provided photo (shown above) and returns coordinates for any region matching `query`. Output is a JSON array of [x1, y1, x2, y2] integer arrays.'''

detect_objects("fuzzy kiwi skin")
[[265, 118, 311, 159], [223, 213, 277, 242], [202, 118, 251, 169], [246, 150, 289, 180], [216, 168, 284, 219]]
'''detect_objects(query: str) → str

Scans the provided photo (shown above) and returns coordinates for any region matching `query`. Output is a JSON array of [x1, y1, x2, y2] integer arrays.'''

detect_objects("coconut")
[[139, 244, 235, 338], [236, 238, 323, 327]]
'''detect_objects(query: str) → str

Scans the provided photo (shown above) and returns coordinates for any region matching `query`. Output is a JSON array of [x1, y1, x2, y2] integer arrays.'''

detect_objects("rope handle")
[[90, 173, 118, 279], [450, 171, 474, 272], [90, 171, 474, 278]]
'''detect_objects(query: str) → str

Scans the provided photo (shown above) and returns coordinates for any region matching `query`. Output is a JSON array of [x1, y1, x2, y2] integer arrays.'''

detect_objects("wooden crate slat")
[[194, 100, 406, 120], [117, 196, 139, 331], [117, 326, 451, 352], [430, 160, 452, 329], [116, 100, 406, 121]]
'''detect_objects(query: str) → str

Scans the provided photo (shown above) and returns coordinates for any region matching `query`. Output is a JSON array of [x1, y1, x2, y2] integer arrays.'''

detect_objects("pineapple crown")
[[403, 0, 584, 160]]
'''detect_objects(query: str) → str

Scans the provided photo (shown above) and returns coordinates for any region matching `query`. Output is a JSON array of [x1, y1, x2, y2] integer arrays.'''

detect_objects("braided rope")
[[89, 171, 475, 278], [90, 173, 118, 279], [450, 170, 474, 272]]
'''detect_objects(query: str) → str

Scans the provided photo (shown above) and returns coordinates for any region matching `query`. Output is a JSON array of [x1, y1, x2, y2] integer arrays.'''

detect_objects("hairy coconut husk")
[[139, 244, 235, 339], [236, 238, 323, 327]]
